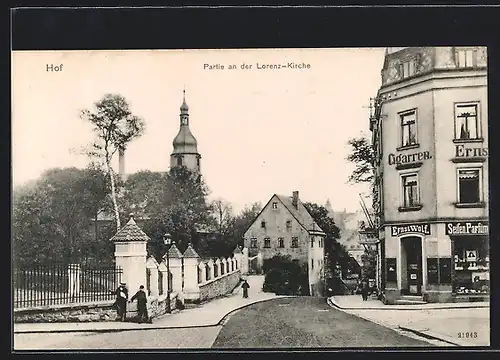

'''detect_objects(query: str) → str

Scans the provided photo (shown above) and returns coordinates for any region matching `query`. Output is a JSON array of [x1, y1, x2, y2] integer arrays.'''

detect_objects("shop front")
[[447, 220, 489, 301]]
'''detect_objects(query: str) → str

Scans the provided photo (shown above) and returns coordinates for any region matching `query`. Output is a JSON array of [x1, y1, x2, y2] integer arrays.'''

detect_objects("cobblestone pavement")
[[14, 327, 222, 350]]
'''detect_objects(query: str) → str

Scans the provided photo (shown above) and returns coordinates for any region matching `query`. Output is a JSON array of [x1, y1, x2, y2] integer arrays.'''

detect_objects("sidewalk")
[[330, 295, 490, 310], [14, 275, 289, 334], [328, 295, 490, 346]]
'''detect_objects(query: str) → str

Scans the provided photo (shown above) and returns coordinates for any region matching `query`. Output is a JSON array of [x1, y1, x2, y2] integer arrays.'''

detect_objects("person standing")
[[242, 279, 250, 298], [130, 285, 150, 323], [361, 279, 369, 301], [111, 282, 128, 321]]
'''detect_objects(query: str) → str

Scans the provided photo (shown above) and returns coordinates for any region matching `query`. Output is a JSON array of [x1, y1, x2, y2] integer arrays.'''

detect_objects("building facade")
[[243, 191, 326, 296], [370, 47, 489, 303]]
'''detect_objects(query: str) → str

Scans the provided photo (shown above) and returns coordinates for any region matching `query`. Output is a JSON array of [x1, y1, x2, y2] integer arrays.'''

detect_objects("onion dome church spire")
[[170, 90, 201, 173]]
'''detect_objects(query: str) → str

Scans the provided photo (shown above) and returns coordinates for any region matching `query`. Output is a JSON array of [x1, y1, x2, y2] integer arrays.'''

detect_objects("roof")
[[275, 194, 326, 235], [109, 214, 151, 243], [163, 243, 183, 259], [183, 243, 200, 258]]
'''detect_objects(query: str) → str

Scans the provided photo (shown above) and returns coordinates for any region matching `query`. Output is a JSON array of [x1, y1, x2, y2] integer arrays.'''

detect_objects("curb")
[[14, 296, 293, 334], [398, 326, 461, 346], [327, 297, 489, 311]]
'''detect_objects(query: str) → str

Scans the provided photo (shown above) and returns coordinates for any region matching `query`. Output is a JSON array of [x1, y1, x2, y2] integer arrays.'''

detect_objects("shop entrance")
[[401, 236, 422, 295]]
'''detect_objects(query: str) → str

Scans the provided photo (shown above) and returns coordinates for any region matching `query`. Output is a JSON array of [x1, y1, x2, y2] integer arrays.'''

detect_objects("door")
[[403, 237, 422, 295]]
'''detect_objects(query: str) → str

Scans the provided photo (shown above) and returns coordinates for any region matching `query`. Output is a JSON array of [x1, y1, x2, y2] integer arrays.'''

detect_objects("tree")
[[303, 202, 350, 279], [346, 136, 375, 184], [262, 254, 309, 295], [210, 198, 235, 236], [12, 167, 112, 267], [81, 93, 146, 231]]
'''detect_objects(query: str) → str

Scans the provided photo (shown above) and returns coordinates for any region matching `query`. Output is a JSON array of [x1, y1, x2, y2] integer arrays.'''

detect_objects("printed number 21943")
[[458, 332, 478, 339]]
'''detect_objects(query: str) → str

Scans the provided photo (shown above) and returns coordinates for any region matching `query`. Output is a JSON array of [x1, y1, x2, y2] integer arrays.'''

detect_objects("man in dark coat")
[[111, 282, 128, 321], [130, 285, 150, 323], [361, 279, 369, 301], [242, 279, 250, 298]]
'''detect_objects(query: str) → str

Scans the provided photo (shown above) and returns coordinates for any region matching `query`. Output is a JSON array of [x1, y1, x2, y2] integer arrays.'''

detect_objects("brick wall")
[[199, 270, 241, 302]]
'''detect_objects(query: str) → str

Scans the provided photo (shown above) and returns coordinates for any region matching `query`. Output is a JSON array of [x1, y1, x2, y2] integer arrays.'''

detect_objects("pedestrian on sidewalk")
[[242, 279, 250, 298], [361, 279, 369, 301], [111, 282, 128, 321], [130, 285, 151, 324]]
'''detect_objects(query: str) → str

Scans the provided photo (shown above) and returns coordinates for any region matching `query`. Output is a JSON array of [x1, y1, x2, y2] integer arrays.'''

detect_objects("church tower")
[[170, 90, 201, 173]]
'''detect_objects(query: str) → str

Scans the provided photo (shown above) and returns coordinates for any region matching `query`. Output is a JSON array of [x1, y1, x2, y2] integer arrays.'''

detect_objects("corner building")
[[371, 47, 489, 304]]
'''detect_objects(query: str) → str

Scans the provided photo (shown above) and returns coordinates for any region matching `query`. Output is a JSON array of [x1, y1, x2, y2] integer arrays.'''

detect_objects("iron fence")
[[13, 264, 123, 309]]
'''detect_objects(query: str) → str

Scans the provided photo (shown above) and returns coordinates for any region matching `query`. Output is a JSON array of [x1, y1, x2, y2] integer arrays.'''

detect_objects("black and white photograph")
[[11, 23, 490, 350]]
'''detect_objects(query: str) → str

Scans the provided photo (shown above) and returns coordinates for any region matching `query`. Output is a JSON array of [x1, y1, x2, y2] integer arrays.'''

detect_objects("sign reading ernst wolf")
[[391, 223, 431, 237], [445, 221, 489, 236]]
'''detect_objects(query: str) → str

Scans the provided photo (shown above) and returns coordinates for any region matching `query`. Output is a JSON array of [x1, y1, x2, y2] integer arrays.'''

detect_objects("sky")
[[12, 48, 385, 214]]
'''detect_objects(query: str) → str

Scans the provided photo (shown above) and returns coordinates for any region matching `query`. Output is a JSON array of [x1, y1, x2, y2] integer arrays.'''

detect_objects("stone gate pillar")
[[111, 214, 149, 299], [145, 256, 159, 296], [241, 247, 249, 275], [183, 243, 201, 301], [163, 243, 183, 295]]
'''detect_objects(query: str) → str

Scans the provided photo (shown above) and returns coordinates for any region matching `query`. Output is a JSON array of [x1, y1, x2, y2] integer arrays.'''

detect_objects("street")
[[15, 296, 436, 350]]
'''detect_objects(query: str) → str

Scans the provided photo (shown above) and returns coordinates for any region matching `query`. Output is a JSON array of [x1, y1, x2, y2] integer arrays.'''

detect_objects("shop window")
[[457, 169, 481, 204], [291, 237, 299, 248], [427, 258, 439, 285], [453, 237, 489, 294], [440, 258, 452, 284], [455, 103, 480, 140], [386, 258, 397, 282], [400, 110, 418, 148], [264, 237, 271, 248], [278, 237, 284, 248]]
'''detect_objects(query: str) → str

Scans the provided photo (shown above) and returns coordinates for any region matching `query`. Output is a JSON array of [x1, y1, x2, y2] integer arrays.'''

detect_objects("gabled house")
[[243, 191, 326, 296]]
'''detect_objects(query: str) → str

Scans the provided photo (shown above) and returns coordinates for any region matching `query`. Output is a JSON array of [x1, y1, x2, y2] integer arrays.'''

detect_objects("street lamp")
[[163, 232, 173, 314]]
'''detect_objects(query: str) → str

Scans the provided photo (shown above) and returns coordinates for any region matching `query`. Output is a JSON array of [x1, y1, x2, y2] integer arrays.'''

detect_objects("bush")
[[262, 255, 309, 296]]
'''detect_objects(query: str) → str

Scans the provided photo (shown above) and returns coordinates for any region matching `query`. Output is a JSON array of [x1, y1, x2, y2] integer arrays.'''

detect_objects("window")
[[177, 157, 183, 166], [272, 202, 278, 210], [291, 237, 299, 248], [261, 221, 266, 228], [402, 173, 419, 208], [264, 237, 271, 248], [311, 259, 314, 269], [250, 238, 257, 248], [286, 220, 292, 231], [458, 169, 481, 204], [400, 111, 417, 147], [310, 237, 314, 248], [400, 60, 416, 78], [278, 237, 284, 248], [456, 49, 475, 67], [197, 157, 200, 167], [455, 103, 479, 140]]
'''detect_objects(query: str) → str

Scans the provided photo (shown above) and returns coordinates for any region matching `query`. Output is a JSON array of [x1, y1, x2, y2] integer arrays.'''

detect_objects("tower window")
[[177, 157, 183, 166], [181, 116, 188, 125], [197, 157, 200, 167]]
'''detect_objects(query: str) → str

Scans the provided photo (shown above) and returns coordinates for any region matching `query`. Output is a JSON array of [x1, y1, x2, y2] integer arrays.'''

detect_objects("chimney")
[[292, 191, 299, 209], [118, 147, 125, 179]]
